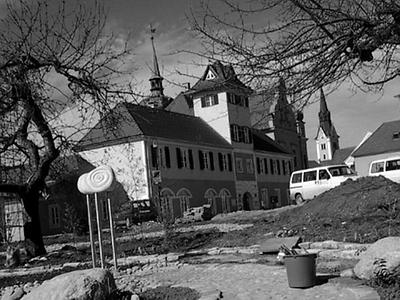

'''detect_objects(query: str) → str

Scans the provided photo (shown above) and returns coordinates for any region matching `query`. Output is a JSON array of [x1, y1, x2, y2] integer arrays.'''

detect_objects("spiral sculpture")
[[77, 165, 116, 194]]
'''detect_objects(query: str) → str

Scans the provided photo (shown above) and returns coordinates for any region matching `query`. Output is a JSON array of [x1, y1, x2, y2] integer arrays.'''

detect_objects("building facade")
[[353, 120, 400, 176], [77, 60, 296, 220]]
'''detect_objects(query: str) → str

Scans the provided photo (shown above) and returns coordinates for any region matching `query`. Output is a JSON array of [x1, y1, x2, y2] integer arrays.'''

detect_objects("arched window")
[[177, 188, 192, 213], [160, 188, 174, 218], [204, 188, 218, 215], [204, 188, 217, 202], [219, 189, 231, 213]]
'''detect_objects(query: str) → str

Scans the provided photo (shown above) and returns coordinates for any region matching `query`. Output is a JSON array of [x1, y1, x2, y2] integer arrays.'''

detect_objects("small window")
[[201, 94, 219, 107], [246, 158, 254, 173], [393, 132, 400, 139], [270, 159, 274, 174], [321, 143, 326, 150], [164, 146, 171, 168], [236, 158, 243, 173], [304, 170, 317, 182], [49, 204, 60, 228], [370, 162, 384, 173], [291, 173, 302, 183], [230, 124, 240, 142], [264, 158, 268, 174]]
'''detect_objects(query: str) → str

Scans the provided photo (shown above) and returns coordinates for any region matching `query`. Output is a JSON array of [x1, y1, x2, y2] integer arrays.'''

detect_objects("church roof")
[[352, 120, 400, 157], [187, 61, 252, 95], [75, 103, 233, 151]]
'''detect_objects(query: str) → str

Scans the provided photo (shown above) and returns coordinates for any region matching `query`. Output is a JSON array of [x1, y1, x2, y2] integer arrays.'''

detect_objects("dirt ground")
[[0, 176, 399, 298]]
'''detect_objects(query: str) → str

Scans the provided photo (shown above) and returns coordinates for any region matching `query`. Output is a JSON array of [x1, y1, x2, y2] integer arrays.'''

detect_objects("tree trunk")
[[21, 190, 46, 256]]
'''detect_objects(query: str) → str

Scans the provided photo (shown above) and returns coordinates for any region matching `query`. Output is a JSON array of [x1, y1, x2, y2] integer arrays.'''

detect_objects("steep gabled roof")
[[187, 61, 252, 95], [76, 103, 232, 151], [352, 120, 400, 157], [252, 129, 291, 154]]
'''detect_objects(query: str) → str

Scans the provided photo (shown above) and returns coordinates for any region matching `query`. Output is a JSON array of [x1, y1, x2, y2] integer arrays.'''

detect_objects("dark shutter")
[[213, 94, 219, 105], [270, 159, 274, 174], [164, 146, 170, 168], [256, 157, 261, 174], [199, 150, 204, 170], [228, 154, 232, 171], [151, 146, 158, 168], [244, 97, 249, 107], [288, 161, 292, 174], [277, 159, 281, 175], [209, 152, 214, 170], [176, 148, 182, 169], [248, 128, 253, 143], [218, 153, 224, 171], [230, 124, 234, 141], [188, 149, 194, 169], [264, 158, 268, 174], [238, 127, 244, 143], [201, 97, 206, 107], [282, 160, 286, 175]]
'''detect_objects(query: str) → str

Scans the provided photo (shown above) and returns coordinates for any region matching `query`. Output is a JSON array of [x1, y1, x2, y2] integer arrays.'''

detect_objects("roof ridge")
[[124, 102, 201, 119]]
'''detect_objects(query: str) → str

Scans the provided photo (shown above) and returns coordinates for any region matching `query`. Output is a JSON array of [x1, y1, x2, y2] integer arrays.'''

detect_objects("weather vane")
[[150, 24, 156, 40]]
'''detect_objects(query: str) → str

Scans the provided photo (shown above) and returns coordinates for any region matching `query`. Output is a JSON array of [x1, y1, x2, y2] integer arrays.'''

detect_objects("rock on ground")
[[21, 268, 116, 300], [354, 236, 400, 280]]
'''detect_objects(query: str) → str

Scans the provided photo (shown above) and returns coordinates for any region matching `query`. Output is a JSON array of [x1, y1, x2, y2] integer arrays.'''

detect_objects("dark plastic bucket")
[[284, 253, 317, 288]]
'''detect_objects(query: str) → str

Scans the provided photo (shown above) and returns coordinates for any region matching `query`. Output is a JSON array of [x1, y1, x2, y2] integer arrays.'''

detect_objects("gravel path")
[[123, 263, 379, 300]]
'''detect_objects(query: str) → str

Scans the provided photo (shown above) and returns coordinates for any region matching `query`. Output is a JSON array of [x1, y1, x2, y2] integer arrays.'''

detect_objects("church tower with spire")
[[315, 88, 340, 162], [140, 26, 172, 109]]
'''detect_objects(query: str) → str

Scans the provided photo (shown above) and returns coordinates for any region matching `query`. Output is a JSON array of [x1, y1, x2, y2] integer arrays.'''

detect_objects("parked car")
[[369, 157, 400, 183], [114, 201, 157, 228], [289, 165, 358, 204]]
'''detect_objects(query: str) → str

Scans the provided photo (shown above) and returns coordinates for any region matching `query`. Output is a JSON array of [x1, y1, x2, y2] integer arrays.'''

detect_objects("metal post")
[[86, 195, 96, 268], [107, 195, 118, 270], [94, 193, 104, 268]]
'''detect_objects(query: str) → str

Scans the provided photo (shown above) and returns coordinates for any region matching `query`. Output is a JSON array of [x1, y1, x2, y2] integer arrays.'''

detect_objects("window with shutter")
[[209, 152, 214, 170], [227, 154, 232, 171], [151, 146, 158, 168], [198, 150, 204, 170], [213, 94, 219, 105], [270, 159, 274, 174], [164, 147, 171, 168], [176, 148, 182, 169], [264, 158, 268, 174], [188, 149, 194, 169], [218, 153, 224, 171], [277, 159, 281, 175], [256, 157, 261, 174], [201, 97, 206, 107]]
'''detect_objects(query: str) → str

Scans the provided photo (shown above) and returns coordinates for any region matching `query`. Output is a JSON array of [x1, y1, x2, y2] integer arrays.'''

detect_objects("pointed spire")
[[150, 25, 161, 80], [148, 25, 164, 99], [319, 87, 328, 113]]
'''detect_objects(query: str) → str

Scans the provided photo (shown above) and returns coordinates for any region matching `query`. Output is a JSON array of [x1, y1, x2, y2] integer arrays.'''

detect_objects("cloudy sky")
[[101, 0, 400, 161], [3, 0, 400, 160]]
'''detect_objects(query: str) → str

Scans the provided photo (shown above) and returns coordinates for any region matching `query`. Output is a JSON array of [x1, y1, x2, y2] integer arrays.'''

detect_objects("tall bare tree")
[[0, 0, 133, 255], [190, 0, 400, 104]]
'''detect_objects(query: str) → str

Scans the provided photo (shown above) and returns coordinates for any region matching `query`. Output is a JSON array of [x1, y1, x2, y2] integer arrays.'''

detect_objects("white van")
[[289, 165, 358, 204], [369, 157, 400, 183]]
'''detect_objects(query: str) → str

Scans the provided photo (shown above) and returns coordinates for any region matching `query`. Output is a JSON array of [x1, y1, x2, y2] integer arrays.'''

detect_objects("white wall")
[[355, 151, 400, 176], [193, 92, 231, 143], [80, 141, 149, 200]]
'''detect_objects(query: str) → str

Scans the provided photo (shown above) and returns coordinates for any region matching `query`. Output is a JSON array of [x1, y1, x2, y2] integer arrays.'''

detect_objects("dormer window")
[[205, 69, 216, 80], [393, 132, 400, 139]]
